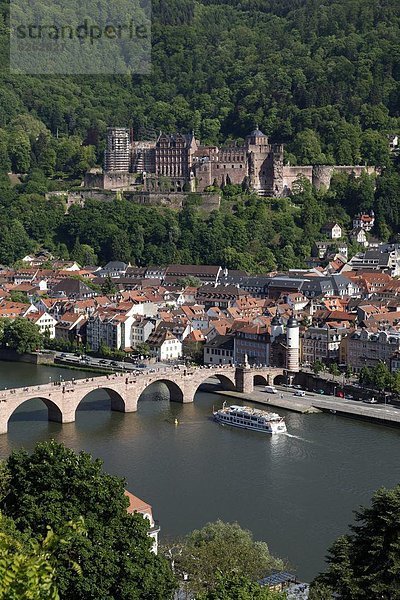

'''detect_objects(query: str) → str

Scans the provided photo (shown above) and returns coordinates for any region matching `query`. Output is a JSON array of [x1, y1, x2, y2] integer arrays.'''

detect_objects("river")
[[0, 361, 399, 582]]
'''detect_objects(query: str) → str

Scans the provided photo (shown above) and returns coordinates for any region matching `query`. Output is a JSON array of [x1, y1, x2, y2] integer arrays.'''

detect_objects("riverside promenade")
[[215, 387, 400, 426]]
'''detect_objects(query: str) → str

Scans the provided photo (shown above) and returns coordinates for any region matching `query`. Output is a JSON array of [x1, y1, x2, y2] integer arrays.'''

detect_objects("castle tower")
[[104, 128, 131, 172], [246, 128, 274, 196], [286, 314, 300, 373], [270, 310, 284, 343]]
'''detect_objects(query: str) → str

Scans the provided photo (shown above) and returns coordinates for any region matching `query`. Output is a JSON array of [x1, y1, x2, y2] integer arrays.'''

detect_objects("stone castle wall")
[[281, 165, 378, 195], [48, 189, 220, 213]]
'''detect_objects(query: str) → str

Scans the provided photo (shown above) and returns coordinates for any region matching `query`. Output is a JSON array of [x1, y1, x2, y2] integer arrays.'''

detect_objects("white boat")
[[213, 404, 287, 434]]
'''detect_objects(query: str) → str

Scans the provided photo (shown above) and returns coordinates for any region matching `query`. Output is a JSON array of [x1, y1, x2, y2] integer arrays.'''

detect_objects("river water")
[[0, 361, 399, 582]]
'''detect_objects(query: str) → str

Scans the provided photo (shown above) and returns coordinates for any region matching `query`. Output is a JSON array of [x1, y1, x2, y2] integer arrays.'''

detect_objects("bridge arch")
[[76, 386, 126, 414], [187, 370, 237, 403], [6, 396, 63, 430], [254, 374, 268, 386], [209, 372, 236, 391], [273, 373, 286, 385], [137, 379, 185, 404]]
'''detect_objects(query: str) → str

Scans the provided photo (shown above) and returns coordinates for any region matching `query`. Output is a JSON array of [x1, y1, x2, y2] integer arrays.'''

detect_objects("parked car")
[[363, 398, 378, 404], [336, 391, 344, 398], [313, 389, 325, 394], [294, 390, 306, 397], [344, 394, 354, 400]]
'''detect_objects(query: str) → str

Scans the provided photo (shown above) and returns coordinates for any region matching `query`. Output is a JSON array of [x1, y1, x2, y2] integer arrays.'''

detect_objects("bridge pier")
[[235, 367, 254, 394], [0, 367, 285, 434]]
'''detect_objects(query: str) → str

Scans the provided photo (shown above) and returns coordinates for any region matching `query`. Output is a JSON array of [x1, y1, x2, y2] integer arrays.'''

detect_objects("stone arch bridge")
[[0, 365, 284, 434]]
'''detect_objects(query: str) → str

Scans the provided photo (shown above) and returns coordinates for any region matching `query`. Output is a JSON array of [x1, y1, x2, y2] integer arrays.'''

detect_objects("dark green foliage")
[[0, 0, 398, 268], [0, 317, 43, 354], [0, 0, 399, 160], [166, 520, 285, 596], [1, 441, 176, 600], [311, 485, 400, 599], [197, 572, 286, 599]]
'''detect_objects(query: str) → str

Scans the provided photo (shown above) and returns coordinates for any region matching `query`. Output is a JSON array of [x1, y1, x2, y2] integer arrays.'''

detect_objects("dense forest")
[[0, 167, 398, 272], [0, 0, 399, 269]]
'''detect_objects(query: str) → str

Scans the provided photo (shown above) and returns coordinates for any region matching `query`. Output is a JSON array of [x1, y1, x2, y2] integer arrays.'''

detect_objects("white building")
[[131, 318, 154, 349], [25, 311, 58, 339], [147, 329, 182, 361], [86, 310, 135, 351], [321, 222, 342, 239], [352, 212, 375, 232], [125, 490, 159, 554]]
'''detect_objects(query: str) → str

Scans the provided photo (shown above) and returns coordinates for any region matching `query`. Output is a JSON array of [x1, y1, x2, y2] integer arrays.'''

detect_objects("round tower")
[[286, 315, 300, 373], [270, 313, 284, 343]]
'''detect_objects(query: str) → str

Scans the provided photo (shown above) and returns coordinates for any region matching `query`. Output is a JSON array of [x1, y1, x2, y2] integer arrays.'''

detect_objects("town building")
[[321, 222, 342, 239], [233, 325, 270, 366], [347, 245, 400, 277], [301, 325, 347, 365], [25, 311, 58, 339], [352, 212, 375, 231], [86, 309, 135, 351], [204, 334, 234, 365], [346, 329, 400, 371], [147, 329, 182, 361], [124, 490, 159, 554], [131, 318, 154, 349]]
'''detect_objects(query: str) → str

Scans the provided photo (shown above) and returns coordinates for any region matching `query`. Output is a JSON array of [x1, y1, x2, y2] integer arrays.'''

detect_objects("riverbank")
[[213, 388, 400, 428], [49, 362, 114, 376], [213, 389, 320, 413]]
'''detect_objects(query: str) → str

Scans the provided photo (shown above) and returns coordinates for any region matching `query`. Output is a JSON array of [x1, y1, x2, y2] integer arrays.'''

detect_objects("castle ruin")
[[84, 127, 377, 195]]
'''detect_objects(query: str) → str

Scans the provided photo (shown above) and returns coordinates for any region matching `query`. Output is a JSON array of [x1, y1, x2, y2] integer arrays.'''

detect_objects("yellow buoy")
[[174, 418, 179, 425]]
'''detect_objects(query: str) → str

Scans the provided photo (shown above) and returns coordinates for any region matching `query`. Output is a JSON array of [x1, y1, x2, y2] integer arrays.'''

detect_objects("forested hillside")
[[0, 0, 399, 270], [0, 0, 399, 162]]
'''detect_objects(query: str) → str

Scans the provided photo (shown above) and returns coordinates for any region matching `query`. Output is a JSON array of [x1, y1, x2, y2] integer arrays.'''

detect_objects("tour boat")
[[213, 404, 287, 434]]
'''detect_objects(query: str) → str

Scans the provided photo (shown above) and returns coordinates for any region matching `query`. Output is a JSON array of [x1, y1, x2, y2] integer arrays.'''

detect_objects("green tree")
[[0, 512, 85, 600], [312, 359, 325, 376], [360, 130, 391, 167], [291, 129, 326, 165], [1, 441, 176, 600], [135, 342, 151, 358], [197, 572, 285, 600], [167, 520, 285, 596], [8, 130, 31, 173], [2, 318, 43, 354], [329, 363, 340, 378], [101, 275, 117, 296], [311, 484, 400, 598]]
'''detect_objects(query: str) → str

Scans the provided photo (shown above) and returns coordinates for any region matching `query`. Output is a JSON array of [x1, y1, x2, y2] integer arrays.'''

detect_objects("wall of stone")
[[125, 191, 221, 212], [49, 189, 221, 213], [282, 166, 313, 194], [0, 350, 55, 364], [281, 165, 378, 194]]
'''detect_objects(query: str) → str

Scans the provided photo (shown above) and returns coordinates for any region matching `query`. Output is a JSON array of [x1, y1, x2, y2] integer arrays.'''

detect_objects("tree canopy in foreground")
[[310, 484, 400, 599], [0, 441, 176, 600], [162, 519, 285, 596]]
